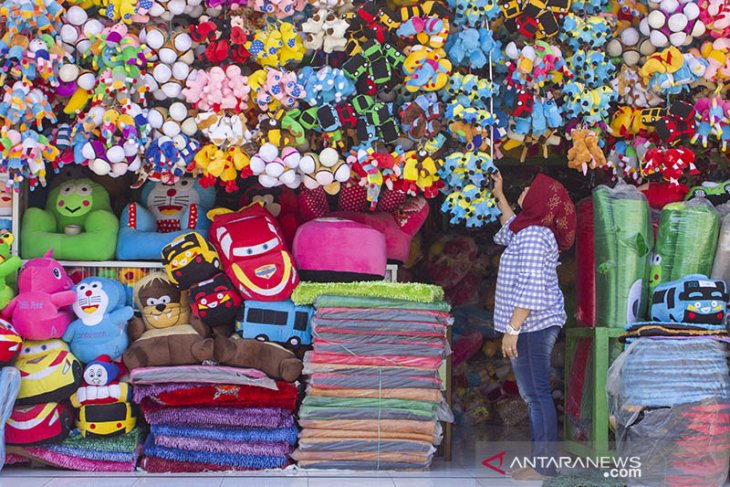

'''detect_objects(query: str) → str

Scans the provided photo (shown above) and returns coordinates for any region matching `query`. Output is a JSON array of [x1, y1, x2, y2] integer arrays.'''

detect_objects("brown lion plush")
[[122, 273, 215, 370], [122, 272, 303, 382]]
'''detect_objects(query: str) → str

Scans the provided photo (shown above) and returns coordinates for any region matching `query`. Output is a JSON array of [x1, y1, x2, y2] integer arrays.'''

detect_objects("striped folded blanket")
[[140, 404, 295, 428], [150, 424, 298, 444], [143, 435, 288, 470]]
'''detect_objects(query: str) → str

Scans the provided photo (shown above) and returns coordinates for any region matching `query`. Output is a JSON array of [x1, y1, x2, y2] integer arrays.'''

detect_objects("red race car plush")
[[6, 402, 73, 445], [0, 318, 22, 366], [208, 203, 299, 301]]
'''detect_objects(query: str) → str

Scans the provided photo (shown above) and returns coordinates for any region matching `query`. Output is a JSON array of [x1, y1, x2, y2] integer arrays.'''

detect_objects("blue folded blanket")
[[150, 424, 298, 445], [44, 445, 136, 463], [143, 435, 288, 469]]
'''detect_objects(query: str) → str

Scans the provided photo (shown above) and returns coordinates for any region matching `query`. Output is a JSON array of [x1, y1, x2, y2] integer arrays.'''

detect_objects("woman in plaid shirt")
[[491, 172, 577, 480]]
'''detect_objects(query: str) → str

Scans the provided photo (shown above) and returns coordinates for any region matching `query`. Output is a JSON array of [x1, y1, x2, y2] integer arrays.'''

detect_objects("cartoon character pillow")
[[0, 318, 22, 366], [14, 339, 82, 405], [649, 275, 729, 325], [189, 273, 242, 337], [161, 232, 221, 290], [117, 177, 216, 260], [208, 203, 299, 301], [63, 277, 134, 364], [2, 252, 76, 340], [6, 402, 74, 446], [20, 179, 119, 260], [70, 358, 132, 408], [122, 273, 215, 370]]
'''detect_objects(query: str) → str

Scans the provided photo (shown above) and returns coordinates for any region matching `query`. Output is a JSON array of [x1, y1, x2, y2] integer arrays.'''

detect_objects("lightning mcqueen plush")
[[208, 203, 299, 301]]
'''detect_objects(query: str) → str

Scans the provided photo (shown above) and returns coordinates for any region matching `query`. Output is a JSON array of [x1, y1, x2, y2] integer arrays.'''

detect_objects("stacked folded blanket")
[[6, 429, 142, 472], [293, 292, 453, 470], [132, 366, 299, 472]]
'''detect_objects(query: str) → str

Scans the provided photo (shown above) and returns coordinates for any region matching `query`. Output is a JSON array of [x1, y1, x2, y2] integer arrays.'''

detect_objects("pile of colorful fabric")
[[291, 283, 453, 470], [131, 366, 299, 472], [7, 430, 143, 472]]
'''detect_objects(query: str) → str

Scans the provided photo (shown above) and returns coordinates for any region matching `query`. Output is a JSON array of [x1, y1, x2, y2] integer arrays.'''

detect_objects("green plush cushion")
[[21, 179, 119, 261]]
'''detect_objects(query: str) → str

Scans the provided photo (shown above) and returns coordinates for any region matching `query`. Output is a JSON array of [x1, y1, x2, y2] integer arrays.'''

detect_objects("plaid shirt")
[[493, 216, 566, 333]]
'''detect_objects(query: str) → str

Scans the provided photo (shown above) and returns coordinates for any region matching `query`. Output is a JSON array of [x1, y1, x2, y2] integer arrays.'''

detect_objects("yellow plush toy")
[[567, 129, 606, 174]]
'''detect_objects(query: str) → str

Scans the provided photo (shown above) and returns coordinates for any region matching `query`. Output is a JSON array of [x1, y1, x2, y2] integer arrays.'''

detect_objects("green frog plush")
[[0, 231, 21, 310], [21, 179, 119, 261]]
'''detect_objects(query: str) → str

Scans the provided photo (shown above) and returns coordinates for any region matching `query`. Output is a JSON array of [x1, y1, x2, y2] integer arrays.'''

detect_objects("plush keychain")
[[438, 151, 499, 227], [192, 144, 252, 192], [567, 129, 606, 174], [567, 50, 616, 88], [400, 93, 444, 140], [139, 134, 200, 185], [446, 27, 502, 69], [245, 21, 305, 68], [606, 25, 656, 67], [562, 82, 617, 125], [297, 66, 355, 106], [639, 47, 708, 94], [611, 65, 664, 107], [195, 112, 255, 148], [500, 0, 571, 39], [403, 46, 453, 92], [642, 146, 699, 185], [342, 39, 405, 95], [607, 138, 650, 181], [257, 109, 306, 147], [302, 9, 350, 53], [699, 0, 730, 39], [249, 0, 307, 18], [639, 0, 706, 48], [250, 143, 303, 189], [655, 100, 697, 143], [299, 147, 350, 194], [249, 68, 305, 112], [348, 147, 404, 210], [560, 14, 613, 51], [140, 26, 194, 101], [182, 66, 250, 112]]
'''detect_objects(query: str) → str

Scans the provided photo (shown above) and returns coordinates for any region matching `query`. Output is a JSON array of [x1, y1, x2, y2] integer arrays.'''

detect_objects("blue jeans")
[[510, 325, 561, 476]]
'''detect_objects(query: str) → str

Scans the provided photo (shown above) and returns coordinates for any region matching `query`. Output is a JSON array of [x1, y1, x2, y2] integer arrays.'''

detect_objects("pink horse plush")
[[2, 250, 76, 340]]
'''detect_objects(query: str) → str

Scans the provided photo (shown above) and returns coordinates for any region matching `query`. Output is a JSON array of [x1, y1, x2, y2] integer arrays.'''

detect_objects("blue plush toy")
[[298, 66, 355, 106], [648, 275, 729, 326], [447, 0, 500, 26], [560, 15, 613, 51], [62, 277, 134, 364], [117, 177, 216, 260]]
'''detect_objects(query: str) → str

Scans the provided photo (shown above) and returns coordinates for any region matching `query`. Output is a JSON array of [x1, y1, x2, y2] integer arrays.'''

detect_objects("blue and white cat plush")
[[62, 278, 134, 364]]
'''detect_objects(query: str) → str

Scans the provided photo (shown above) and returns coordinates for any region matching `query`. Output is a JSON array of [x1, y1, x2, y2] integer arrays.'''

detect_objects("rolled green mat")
[[650, 200, 720, 294], [593, 184, 653, 327]]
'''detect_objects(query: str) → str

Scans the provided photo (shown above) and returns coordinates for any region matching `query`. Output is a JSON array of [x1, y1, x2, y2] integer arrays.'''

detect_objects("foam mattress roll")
[[593, 184, 653, 327], [575, 198, 595, 327], [651, 199, 720, 294], [711, 213, 730, 285]]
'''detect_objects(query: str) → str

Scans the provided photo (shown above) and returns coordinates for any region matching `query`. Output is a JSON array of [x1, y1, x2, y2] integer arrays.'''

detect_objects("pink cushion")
[[293, 218, 387, 281]]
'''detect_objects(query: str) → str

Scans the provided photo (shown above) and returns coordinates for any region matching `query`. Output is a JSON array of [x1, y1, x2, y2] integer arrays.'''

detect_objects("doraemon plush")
[[63, 277, 133, 364], [117, 177, 216, 260]]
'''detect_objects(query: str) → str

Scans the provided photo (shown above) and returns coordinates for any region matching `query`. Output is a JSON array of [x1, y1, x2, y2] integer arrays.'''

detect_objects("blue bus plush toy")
[[236, 300, 313, 347], [650, 274, 729, 325]]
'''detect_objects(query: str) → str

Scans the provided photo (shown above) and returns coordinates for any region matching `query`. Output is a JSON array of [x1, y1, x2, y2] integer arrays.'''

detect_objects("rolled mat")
[[134, 382, 298, 410], [592, 184, 653, 327], [711, 213, 730, 285], [139, 404, 295, 428], [153, 435, 291, 457], [143, 435, 288, 469], [651, 200, 719, 294], [140, 455, 264, 472], [149, 424, 298, 444], [291, 282, 445, 306]]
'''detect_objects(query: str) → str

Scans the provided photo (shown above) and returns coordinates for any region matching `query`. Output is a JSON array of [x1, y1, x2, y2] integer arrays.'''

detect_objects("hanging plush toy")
[[248, 68, 305, 112], [642, 146, 699, 185], [438, 151, 501, 228], [182, 66, 251, 112], [299, 147, 350, 194], [640, 0, 706, 48], [567, 129, 607, 174], [63, 277, 133, 364], [250, 143, 303, 190], [302, 9, 350, 52], [193, 145, 252, 192]]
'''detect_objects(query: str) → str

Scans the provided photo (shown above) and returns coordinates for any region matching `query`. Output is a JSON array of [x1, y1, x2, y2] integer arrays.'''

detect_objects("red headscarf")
[[510, 173, 577, 252]]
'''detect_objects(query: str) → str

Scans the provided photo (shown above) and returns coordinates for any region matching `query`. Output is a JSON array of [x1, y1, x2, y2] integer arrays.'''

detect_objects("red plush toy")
[[6, 402, 74, 446], [208, 203, 299, 301], [642, 147, 699, 185], [0, 318, 22, 366], [241, 185, 300, 248]]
